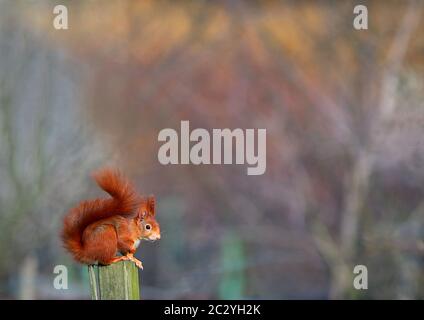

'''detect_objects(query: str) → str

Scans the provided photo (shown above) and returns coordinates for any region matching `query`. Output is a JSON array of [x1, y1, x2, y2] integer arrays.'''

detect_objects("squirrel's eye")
[[145, 224, 151, 230]]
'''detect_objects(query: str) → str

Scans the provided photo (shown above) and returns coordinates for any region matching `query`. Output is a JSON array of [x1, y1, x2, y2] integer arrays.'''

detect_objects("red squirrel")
[[62, 168, 160, 269]]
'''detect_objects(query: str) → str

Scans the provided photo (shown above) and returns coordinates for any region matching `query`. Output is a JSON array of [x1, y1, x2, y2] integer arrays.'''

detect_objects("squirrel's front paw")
[[127, 254, 143, 269]]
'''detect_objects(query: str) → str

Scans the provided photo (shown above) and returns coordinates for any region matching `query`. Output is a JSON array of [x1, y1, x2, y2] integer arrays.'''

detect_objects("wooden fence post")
[[88, 261, 140, 300]]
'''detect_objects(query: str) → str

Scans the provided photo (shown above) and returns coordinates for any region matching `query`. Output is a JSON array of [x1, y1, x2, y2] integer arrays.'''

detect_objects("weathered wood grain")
[[88, 261, 140, 300]]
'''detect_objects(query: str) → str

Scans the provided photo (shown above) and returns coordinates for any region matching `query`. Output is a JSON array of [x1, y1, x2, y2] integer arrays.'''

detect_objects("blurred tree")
[[0, 1, 108, 298], [219, 232, 246, 299]]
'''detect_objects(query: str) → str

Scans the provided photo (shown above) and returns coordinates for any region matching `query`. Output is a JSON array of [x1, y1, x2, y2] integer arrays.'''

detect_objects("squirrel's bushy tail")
[[61, 168, 139, 263]]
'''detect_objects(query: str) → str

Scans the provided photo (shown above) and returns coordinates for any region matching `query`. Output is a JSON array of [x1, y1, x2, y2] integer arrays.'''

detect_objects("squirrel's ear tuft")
[[148, 195, 155, 216], [137, 198, 148, 220], [137, 207, 147, 220]]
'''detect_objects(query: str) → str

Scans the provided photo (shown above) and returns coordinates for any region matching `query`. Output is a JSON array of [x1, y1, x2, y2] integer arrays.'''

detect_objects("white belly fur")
[[134, 239, 141, 249]]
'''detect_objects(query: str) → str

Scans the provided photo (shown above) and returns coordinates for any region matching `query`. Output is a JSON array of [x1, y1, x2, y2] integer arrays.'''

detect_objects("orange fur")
[[61, 168, 160, 267]]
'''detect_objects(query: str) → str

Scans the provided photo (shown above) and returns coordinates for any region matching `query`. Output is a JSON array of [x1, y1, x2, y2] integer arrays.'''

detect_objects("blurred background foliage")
[[0, 0, 423, 299]]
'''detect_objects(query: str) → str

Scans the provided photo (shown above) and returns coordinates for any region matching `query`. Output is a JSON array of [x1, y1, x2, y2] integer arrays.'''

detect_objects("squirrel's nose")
[[157, 234, 161, 240]]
